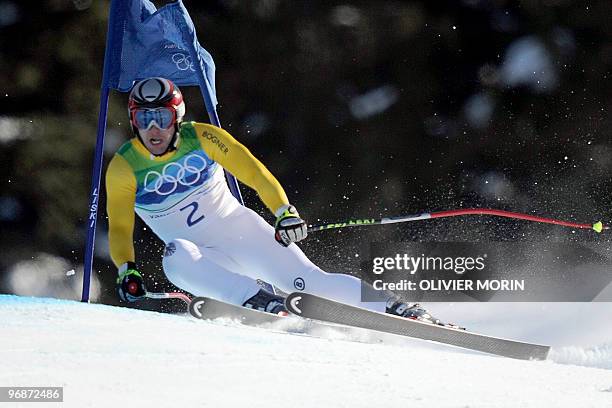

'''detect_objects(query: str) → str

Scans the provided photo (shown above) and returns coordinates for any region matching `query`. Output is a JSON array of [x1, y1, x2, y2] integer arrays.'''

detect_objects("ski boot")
[[386, 299, 465, 330], [243, 289, 288, 316]]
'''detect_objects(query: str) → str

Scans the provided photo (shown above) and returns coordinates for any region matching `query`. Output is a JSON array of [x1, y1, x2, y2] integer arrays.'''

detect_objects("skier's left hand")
[[274, 204, 308, 247]]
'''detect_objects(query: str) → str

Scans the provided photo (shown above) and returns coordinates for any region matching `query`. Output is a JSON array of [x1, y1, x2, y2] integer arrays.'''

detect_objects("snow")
[[1, 294, 611, 408]]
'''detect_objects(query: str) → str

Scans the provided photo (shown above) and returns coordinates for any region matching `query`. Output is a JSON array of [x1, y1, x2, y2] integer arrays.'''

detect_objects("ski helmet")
[[128, 77, 185, 154], [128, 77, 185, 127]]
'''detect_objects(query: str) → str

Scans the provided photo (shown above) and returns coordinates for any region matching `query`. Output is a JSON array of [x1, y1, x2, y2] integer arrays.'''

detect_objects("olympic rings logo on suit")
[[143, 154, 208, 196], [172, 52, 195, 72]]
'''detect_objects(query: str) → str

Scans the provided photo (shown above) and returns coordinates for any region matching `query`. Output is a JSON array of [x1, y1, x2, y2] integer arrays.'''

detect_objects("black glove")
[[274, 205, 308, 247], [116, 262, 147, 302]]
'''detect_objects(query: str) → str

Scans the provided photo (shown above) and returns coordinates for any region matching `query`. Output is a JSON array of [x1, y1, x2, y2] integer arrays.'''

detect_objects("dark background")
[[0, 0, 610, 309]]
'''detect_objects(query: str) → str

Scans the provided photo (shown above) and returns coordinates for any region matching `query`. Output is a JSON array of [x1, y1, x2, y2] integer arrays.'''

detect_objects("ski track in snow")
[[1, 295, 611, 408]]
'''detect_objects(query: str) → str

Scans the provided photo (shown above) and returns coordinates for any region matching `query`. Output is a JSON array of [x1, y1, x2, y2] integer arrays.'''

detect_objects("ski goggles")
[[131, 107, 176, 130]]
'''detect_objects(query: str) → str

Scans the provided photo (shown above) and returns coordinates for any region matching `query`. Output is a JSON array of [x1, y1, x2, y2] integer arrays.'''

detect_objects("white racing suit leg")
[[224, 206, 388, 312], [162, 204, 388, 312], [162, 239, 262, 306]]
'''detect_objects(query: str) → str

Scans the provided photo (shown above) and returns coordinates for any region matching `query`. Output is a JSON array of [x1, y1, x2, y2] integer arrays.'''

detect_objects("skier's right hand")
[[116, 262, 147, 302]]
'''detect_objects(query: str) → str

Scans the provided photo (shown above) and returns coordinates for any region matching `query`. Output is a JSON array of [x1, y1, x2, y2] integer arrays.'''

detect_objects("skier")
[[106, 77, 439, 323]]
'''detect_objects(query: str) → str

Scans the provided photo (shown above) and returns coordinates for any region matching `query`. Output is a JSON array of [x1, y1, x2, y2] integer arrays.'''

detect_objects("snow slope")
[[1, 295, 611, 408]]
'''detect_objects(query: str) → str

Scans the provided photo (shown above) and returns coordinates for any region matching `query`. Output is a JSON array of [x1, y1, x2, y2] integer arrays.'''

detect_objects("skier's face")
[[139, 126, 174, 156]]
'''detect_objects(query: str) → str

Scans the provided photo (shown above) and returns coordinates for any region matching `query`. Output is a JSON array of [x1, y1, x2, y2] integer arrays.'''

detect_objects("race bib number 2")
[[180, 202, 205, 227]]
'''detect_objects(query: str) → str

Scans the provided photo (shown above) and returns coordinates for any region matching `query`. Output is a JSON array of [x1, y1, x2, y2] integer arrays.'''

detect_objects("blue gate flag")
[[105, 0, 217, 106]]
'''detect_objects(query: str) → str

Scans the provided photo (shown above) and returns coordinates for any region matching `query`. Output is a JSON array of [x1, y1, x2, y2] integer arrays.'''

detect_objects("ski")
[[285, 292, 550, 361], [188, 296, 387, 343], [189, 296, 287, 325]]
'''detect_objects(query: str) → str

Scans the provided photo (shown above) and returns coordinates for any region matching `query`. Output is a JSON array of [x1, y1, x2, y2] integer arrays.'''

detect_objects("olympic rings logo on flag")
[[172, 53, 195, 72], [143, 154, 208, 196]]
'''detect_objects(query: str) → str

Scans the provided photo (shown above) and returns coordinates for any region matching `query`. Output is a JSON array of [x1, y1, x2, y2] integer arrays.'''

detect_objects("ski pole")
[[308, 208, 607, 233], [144, 291, 192, 306]]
